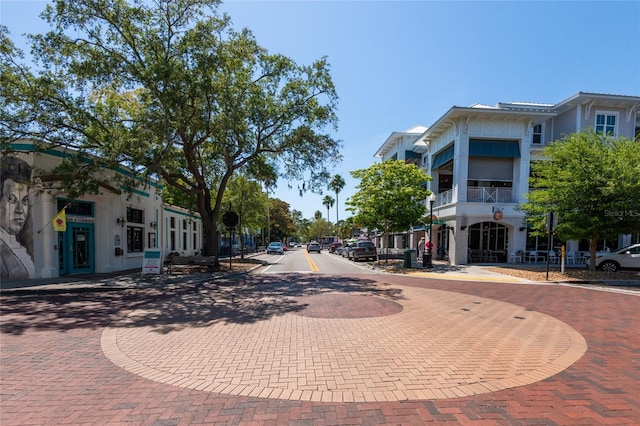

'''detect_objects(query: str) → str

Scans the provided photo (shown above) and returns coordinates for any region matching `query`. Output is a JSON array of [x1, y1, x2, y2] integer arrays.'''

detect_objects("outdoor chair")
[[509, 252, 522, 264], [527, 251, 543, 263]]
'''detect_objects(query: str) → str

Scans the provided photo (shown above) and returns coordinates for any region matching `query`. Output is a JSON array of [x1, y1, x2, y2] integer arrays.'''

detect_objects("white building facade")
[[373, 92, 640, 265], [1, 141, 202, 280]]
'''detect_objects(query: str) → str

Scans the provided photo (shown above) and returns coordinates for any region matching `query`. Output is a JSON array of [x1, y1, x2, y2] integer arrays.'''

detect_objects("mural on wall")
[[1, 156, 35, 279]]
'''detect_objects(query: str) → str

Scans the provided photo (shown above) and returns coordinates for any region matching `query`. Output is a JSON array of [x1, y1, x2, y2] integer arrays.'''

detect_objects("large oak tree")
[[0, 0, 341, 261]]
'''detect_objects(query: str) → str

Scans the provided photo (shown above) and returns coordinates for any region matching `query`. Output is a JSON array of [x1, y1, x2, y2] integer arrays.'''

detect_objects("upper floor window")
[[595, 112, 618, 136], [58, 199, 93, 216], [532, 124, 542, 144], [126, 207, 144, 224]]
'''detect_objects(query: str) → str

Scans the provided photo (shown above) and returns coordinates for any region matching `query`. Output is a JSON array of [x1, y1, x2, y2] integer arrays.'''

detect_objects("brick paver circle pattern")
[[101, 286, 587, 403], [293, 293, 404, 318]]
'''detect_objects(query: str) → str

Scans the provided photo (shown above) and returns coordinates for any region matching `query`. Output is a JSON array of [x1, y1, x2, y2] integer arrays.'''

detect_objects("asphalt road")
[[252, 246, 378, 275]]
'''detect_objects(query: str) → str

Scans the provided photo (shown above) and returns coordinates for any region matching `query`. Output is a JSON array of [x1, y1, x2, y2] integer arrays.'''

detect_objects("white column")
[[38, 197, 58, 278]]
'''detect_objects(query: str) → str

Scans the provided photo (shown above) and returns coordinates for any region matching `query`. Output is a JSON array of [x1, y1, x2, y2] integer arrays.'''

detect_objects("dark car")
[[328, 242, 342, 254], [348, 241, 377, 261], [307, 242, 321, 253]]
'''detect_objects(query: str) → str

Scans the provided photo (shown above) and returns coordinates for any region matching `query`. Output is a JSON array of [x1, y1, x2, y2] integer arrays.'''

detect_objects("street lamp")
[[426, 192, 436, 268]]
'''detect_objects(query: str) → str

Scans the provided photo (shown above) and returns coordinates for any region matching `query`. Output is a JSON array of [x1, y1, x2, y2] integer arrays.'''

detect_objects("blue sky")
[[2, 1, 639, 222]]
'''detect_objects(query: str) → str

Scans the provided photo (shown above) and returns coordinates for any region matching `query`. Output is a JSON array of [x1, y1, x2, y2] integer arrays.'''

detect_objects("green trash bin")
[[404, 249, 415, 268]]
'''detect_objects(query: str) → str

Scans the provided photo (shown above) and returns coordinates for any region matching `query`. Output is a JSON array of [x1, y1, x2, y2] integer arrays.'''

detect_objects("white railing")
[[467, 187, 514, 203], [435, 189, 453, 207]]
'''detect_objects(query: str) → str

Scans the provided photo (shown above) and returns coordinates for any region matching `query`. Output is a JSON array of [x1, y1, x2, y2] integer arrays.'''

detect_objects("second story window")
[[532, 124, 542, 144], [595, 112, 617, 136], [127, 207, 144, 224]]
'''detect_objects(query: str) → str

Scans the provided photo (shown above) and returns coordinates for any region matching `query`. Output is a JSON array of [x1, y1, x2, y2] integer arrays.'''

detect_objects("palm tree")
[[322, 195, 335, 223], [328, 174, 345, 224]]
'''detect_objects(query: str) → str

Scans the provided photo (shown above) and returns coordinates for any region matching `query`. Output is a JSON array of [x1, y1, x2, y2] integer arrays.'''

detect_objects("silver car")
[[307, 242, 321, 253], [266, 242, 284, 255]]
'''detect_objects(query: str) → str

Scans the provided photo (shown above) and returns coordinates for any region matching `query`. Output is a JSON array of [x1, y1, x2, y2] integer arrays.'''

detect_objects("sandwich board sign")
[[142, 249, 163, 274]]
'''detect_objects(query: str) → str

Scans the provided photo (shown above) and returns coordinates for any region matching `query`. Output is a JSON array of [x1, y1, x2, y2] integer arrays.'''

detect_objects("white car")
[[589, 244, 640, 272], [266, 242, 284, 255]]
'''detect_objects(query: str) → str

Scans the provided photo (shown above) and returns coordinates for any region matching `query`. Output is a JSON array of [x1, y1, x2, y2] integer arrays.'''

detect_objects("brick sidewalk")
[[1, 273, 639, 425]]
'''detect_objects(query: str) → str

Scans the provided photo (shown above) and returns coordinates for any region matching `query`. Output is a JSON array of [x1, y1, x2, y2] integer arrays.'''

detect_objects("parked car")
[[348, 241, 377, 262], [341, 242, 355, 258], [266, 242, 284, 255], [586, 243, 640, 272], [328, 242, 342, 254], [307, 241, 322, 253]]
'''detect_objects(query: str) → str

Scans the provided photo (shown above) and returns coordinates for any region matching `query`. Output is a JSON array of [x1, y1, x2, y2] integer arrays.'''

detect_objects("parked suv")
[[306, 241, 321, 253], [348, 241, 377, 262], [587, 243, 640, 272]]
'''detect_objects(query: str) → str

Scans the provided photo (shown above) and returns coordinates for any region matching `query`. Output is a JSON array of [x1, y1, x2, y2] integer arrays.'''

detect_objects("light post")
[[426, 192, 436, 268]]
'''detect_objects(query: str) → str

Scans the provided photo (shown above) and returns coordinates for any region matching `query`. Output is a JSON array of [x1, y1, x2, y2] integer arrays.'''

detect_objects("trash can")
[[404, 249, 416, 268]]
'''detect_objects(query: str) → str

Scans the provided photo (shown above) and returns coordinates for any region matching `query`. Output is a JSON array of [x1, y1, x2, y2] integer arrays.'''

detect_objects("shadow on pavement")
[[0, 274, 403, 336]]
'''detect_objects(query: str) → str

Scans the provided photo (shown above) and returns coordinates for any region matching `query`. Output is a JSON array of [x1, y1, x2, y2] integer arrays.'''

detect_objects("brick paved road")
[[1, 273, 639, 425]]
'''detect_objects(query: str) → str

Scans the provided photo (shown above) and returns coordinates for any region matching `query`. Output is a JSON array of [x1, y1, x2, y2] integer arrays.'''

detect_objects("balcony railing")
[[434, 189, 453, 207], [467, 187, 514, 203]]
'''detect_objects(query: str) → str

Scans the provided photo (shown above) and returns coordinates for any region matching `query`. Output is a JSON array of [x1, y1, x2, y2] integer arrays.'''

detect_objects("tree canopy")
[[520, 130, 640, 269], [328, 174, 345, 223], [322, 195, 335, 223], [268, 198, 296, 242], [221, 174, 267, 257], [0, 0, 342, 260], [346, 159, 431, 244]]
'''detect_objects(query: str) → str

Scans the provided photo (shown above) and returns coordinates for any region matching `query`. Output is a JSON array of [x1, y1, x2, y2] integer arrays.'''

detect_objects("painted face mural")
[[1, 179, 30, 235], [1, 156, 35, 279]]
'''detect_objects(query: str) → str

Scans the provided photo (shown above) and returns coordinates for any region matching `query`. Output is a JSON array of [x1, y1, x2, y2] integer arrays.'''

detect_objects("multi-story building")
[[374, 92, 640, 265]]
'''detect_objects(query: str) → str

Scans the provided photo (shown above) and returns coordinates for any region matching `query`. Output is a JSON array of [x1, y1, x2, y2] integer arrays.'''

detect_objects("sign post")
[[545, 212, 557, 281], [222, 211, 239, 271]]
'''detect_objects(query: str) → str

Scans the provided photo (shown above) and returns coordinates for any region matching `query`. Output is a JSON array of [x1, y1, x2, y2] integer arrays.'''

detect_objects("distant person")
[[418, 236, 425, 258], [1, 156, 35, 279], [426, 240, 434, 253]]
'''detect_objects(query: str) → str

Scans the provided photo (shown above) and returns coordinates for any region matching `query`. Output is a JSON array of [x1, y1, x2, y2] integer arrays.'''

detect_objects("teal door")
[[59, 223, 95, 275]]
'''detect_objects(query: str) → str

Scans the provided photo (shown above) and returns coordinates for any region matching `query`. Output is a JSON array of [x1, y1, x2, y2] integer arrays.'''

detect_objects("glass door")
[[59, 223, 95, 275]]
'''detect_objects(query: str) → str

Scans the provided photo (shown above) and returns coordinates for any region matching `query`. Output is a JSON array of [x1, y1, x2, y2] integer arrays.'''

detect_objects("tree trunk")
[[588, 238, 597, 271]]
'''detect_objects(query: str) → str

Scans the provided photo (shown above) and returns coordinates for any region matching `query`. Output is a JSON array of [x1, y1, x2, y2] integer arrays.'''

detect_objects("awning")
[[431, 145, 454, 169], [469, 140, 521, 158]]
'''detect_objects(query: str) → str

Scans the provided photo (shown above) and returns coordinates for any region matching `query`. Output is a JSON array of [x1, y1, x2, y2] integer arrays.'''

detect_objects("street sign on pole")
[[545, 211, 558, 233]]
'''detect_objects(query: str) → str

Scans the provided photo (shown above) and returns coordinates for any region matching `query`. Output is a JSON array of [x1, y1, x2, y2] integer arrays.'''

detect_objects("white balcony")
[[434, 189, 453, 207], [467, 187, 514, 203]]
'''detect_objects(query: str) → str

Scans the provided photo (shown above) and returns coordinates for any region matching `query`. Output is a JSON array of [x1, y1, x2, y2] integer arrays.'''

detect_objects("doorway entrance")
[[58, 222, 95, 275], [467, 221, 509, 262]]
